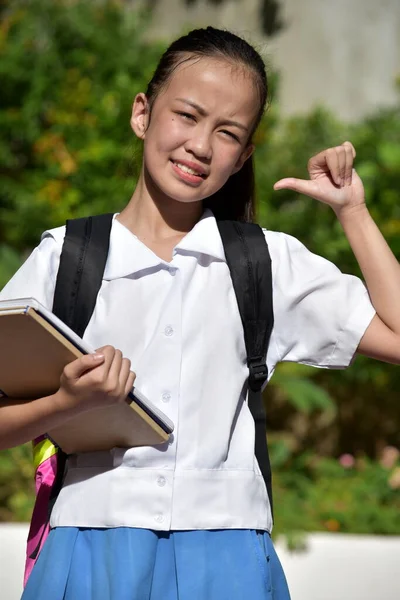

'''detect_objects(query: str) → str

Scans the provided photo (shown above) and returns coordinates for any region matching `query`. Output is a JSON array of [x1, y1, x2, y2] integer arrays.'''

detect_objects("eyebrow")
[[175, 98, 249, 132]]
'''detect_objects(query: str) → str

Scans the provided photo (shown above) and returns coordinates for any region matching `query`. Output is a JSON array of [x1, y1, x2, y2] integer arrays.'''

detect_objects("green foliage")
[[0, 0, 399, 532], [257, 97, 400, 538], [255, 104, 400, 267], [0, 444, 34, 521], [256, 102, 400, 458], [0, 0, 162, 250], [271, 450, 400, 542], [269, 363, 336, 415], [0, 244, 23, 288]]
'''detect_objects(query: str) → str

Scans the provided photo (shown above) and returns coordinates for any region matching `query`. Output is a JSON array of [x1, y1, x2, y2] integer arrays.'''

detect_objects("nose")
[[184, 126, 212, 161]]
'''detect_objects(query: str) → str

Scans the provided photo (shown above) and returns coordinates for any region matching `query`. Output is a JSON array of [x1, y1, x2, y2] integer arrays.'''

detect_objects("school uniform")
[[0, 210, 375, 599]]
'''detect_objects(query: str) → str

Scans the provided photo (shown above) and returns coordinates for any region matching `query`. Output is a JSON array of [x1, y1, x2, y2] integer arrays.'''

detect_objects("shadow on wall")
[[147, 0, 286, 37]]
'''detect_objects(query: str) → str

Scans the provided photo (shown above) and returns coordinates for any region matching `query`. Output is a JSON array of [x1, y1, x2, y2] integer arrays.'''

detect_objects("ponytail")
[[204, 156, 255, 222]]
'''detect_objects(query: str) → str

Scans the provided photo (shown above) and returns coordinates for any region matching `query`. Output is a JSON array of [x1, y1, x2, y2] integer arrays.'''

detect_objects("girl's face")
[[131, 57, 260, 205]]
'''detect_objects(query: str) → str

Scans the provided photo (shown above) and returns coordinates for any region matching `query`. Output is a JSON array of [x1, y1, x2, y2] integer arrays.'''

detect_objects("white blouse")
[[0, 210, 375, 532]]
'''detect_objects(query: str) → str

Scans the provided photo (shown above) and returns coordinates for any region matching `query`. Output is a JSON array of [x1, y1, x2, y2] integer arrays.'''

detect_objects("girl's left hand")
[[273, 141, 366, 215]]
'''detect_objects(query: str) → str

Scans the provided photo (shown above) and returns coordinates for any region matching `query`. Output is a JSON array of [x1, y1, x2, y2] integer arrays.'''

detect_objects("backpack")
[[24, 213, 274, 585]]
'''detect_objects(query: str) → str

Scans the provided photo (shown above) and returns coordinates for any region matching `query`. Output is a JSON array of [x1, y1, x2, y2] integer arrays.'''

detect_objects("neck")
[[117, 166, 204, 241]]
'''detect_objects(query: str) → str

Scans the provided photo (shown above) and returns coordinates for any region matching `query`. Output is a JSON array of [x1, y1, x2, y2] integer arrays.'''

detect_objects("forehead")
[[157, 56, 259, 122]]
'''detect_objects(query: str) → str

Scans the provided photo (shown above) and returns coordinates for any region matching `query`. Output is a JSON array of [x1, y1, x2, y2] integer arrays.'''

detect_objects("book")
[[0, 297, 174, 453]]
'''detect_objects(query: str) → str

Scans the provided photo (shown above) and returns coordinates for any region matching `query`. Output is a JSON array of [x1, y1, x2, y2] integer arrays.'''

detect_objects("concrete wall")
[[142, 0, 400, 121], [1, 524, 400, 600]]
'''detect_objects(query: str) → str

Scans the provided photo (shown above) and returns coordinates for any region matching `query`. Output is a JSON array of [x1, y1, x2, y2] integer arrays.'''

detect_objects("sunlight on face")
[[140, 56, 260, 205]]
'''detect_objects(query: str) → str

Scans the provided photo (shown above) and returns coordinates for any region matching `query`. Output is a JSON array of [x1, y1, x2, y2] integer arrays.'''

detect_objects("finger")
[[343, 142, 354, 185], [124, 371, 136, 399], [326, 148, 341, 186], [307, 149, 328, 176], [343, 140, 356, 159], [118, 357, 132, 391], [107, 348, 123, 390], [64, 353, 105, 380], [336, 146, 347, 187], [119, 356, 131, 379], [95, 345, 116, 376], [274, 177, 318, 196]]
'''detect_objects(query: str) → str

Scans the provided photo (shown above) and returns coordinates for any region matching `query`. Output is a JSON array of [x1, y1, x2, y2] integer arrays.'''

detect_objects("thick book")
[[0, 297, 174, 453]]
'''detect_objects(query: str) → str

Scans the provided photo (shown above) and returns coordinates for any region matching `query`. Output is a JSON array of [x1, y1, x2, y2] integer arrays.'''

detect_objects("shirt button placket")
[[157, 265, 180, 530], [154, 474, 167, 525]]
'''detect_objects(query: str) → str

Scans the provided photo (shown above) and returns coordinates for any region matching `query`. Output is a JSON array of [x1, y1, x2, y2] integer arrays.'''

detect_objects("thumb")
[[65, 353, 105, 380], [273, 178, 314, 195]]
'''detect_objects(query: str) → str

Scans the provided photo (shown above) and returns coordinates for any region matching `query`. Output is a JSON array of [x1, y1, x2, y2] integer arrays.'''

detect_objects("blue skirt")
[[22, 527, 291, 600]]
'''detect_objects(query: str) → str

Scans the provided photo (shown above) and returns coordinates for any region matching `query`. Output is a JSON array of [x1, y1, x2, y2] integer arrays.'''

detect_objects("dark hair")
[[145, 27, 268, 222]]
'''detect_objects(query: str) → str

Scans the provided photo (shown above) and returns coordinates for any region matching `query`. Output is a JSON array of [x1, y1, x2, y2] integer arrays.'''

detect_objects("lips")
[[171, 159, 208, 178]]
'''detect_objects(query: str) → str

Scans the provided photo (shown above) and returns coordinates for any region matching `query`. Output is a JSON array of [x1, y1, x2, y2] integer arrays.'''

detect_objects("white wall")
[[143, 0, 400, 121], [1, 524, 400, 600], [269, 0, 400, 121], [278, 532, 400, 600]]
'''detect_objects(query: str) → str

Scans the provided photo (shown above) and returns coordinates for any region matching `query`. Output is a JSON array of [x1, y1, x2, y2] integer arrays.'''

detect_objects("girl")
[[0, 26, 399, 600]]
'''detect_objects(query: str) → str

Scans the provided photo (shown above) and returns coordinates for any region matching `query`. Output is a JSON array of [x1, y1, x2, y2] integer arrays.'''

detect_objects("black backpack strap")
[[217, 220, 274, 514], [31, 213, 114, 559], [36, 214, 113, 552], [52, 213, 114, 337]]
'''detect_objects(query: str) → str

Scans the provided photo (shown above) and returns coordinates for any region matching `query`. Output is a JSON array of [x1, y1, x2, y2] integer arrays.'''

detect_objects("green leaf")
[[275, 378, 336, 413], [377, 143, 400, 170]]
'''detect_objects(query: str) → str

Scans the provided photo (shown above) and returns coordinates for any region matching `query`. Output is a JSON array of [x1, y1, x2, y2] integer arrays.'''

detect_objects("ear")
[[130, 93, 150, 139], [231, 143, 255, 175]]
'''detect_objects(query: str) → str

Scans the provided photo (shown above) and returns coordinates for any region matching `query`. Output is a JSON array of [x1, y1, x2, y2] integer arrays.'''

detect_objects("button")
[[161, 392, 171, 403], [157, 476, 166, 487], [155, 513, 164, 523], [164, 325, 174, 337], [169, 269, 176, 277]]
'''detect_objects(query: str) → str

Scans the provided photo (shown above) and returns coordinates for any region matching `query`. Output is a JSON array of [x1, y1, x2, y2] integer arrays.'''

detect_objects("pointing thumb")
[[273, 178, 311, 194]]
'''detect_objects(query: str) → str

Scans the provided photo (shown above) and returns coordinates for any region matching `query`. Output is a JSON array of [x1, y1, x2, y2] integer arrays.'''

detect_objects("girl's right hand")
[[57, 345, 136, 413]]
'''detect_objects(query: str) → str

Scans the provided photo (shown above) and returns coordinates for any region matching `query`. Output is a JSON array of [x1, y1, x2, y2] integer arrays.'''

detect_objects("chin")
[[156, 181, 212, 205]]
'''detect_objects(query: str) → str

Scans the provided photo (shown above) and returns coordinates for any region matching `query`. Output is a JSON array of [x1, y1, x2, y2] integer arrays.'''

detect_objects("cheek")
[[148, 117, 187, 153], [213, 144, 243, 178]]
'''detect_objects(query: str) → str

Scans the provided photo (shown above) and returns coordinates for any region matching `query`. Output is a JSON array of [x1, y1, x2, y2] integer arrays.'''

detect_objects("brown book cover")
[[0, 299, 173, 453]]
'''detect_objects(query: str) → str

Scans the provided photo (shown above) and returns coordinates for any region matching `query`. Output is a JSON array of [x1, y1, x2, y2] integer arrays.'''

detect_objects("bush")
[[0, 0, 162, 257], [257, 102, 400, 461], [0, 443, 34, 521], [271, 446, 400, 543]]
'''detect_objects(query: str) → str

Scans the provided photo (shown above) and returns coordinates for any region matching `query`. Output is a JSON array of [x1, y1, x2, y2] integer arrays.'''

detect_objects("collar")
[[103, 209, 226, 280]]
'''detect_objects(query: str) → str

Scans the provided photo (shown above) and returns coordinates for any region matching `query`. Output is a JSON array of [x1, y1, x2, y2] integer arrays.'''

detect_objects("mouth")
[[170, 160, 208, 184]]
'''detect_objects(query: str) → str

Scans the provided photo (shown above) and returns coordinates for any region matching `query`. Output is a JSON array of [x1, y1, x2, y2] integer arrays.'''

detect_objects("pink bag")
[[24, 435, 60, 586]]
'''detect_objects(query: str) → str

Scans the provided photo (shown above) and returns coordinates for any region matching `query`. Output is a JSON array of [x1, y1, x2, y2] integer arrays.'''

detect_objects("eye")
[[176, 111, 196, 122], [220, 130, 241, 143]]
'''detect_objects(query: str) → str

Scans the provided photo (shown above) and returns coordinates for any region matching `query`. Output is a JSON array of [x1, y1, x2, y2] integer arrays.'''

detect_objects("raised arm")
[[273, 141, 400, 364]]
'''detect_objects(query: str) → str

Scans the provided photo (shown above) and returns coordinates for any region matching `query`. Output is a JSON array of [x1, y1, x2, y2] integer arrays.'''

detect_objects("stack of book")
[[0, 298, 174, 453]]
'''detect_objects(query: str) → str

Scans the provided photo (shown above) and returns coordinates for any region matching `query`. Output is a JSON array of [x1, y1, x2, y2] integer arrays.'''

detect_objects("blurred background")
[[0, 0, 399, 596]]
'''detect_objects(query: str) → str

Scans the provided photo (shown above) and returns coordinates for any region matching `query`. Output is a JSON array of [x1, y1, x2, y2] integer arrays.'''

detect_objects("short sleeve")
[[265, 230, 376, 369], [0, 229, 64, 310]]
